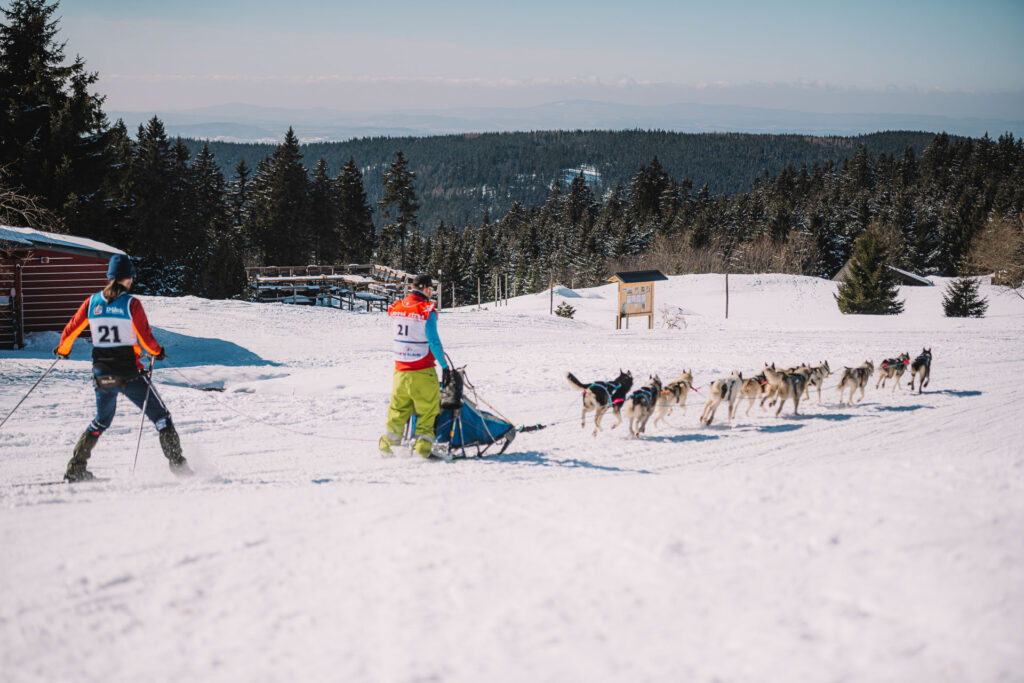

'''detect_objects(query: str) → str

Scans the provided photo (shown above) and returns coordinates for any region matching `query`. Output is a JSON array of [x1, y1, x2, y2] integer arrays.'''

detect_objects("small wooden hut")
[[0, 226, 124, 349]]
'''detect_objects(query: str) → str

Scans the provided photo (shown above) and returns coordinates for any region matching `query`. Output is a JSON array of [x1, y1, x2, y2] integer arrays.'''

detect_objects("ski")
[[14, 477, 111, 487]]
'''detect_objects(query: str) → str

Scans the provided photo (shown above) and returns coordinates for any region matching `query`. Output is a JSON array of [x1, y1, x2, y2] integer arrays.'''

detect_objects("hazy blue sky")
[[54, 0, 1024, 117]]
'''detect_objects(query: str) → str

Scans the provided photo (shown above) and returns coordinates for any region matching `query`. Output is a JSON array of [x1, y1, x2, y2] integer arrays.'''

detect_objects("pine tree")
[[628, 157, 670, 225], [93, 119, 133, 247], [254, 128, 309, 265], [378, 150, 419, 270], [308, 158, 339, 263], [186, 144, 245, 298], [0, 0, 114, 235], [129, 117, 176, 290], [335, 156, 374, 263], [835, 224, 905, 314], [942, 275, 988, 317], [228, 159, 251, 229], [242, 157, 272, 263]]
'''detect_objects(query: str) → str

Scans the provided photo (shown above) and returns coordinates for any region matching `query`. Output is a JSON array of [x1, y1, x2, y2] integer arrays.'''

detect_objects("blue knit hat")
[[107, 254, 136, 281]]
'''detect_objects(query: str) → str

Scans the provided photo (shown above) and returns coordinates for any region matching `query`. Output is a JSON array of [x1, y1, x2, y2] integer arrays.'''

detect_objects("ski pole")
[[131, 356, 155, 474], [0, 357, 60, 431]]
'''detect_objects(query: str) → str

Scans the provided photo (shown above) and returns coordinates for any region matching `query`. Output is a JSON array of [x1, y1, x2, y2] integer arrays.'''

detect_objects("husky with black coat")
[[566, 369, 633, 436], [613, 375, 662, 438], [907, 348, 932, 393]]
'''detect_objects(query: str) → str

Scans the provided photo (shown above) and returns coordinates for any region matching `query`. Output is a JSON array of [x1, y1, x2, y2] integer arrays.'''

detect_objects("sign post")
[[607, 270, 668, 330]]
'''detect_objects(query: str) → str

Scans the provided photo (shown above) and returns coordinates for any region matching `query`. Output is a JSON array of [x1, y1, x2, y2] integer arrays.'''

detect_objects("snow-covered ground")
[[2, 274, 1023, 682]]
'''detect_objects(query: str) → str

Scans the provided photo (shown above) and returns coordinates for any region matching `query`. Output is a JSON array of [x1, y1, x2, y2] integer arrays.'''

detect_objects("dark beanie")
[[413, 273, 434, 289], [107, 254, 136, 280]]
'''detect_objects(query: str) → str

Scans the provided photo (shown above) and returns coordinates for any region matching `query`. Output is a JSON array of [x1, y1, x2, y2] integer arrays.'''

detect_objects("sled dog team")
[[566, 348, 932, 438]]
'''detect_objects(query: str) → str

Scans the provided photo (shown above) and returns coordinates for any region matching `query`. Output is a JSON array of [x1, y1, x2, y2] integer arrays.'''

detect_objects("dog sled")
[[434, 363, 517, 458], [401, 361, 522, 459]]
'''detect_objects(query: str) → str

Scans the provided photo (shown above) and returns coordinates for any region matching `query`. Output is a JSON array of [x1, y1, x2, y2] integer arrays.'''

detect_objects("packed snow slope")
[[2, 274, 1023, 683]]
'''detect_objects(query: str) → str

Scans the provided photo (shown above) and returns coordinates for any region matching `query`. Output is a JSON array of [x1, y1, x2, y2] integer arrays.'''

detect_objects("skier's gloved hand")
[[442, 368, 453, 386], [153, 348, 166, 362], [52, 346, 68, 359]]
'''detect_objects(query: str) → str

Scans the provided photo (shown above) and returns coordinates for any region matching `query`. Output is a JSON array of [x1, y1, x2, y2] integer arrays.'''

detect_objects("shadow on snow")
[[152, 328, 279, 368], [641, 433, 722, 443], [874, 404, 934, 412], [486, 449, 654, 474]]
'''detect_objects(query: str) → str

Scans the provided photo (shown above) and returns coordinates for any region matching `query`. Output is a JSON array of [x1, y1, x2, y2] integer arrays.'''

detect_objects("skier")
[[53, 254, 192, 481], [380, 273, 449, 457]]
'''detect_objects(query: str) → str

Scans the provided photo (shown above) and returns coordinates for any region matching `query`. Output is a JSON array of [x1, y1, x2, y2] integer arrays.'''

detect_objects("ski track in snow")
[[2, 274, 1023, 682]]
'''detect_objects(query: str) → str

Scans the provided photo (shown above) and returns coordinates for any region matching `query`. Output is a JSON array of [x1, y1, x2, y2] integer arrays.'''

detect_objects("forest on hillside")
[[185, 130, 941, 230]]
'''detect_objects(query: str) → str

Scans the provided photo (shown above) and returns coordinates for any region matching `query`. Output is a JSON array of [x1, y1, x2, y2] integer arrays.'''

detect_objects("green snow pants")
[[383, 367, 440, 448]]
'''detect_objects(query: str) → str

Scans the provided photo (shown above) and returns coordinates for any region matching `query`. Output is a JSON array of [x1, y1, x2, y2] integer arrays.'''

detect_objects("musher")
[[380, 273, 449, 457], [54, 254, 192, 481]]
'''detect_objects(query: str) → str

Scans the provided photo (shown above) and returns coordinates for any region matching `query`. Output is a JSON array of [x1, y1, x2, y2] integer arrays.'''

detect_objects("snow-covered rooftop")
[[0, 225, 124, 258]]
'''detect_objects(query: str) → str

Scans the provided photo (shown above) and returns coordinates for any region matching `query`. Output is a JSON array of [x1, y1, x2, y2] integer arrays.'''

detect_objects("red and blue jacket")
[[58, 291, 163, 374]]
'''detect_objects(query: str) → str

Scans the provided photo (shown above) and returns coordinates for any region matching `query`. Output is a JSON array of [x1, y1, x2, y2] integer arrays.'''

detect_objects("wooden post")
[[477, 278, 481, 308], [505, 273, 509, 306], [13, 261, 23, 349], [549, 273, 554, 315]]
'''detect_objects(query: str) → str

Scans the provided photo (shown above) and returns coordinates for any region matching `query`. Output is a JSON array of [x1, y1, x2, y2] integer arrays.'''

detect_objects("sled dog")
[[802, 361, 832, 404], [837, 360, 874, 406], [652, 370, 694, 428], [762, 363, 810, 416], [740, 372, 769, 416], [613, 375, 662, 438], [907, 348, 932, 393], [761, 363, 809, 409], [876, 352, 910, 392], [700, 371, 744, 426], [566, 369, 633, 436]]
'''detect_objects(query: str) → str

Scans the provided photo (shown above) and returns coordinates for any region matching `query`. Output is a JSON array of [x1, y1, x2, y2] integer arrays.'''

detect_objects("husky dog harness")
[[627, 386, 657, 407], [586, 380, 625, 404]]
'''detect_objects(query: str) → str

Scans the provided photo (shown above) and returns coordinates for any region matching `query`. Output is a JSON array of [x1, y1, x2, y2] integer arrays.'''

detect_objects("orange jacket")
[[389, 291, 442, 371]]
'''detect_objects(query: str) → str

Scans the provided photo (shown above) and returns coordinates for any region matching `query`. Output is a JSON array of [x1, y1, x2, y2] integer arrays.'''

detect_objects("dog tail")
[[566, 372, 588, 392]]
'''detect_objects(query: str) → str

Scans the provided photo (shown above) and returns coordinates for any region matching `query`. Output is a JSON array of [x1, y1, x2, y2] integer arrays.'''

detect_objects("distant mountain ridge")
[[110, 100, 1024, 143]]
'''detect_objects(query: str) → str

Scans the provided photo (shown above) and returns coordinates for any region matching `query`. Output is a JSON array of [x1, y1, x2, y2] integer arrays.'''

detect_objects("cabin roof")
[[0, 225, 124, 260]]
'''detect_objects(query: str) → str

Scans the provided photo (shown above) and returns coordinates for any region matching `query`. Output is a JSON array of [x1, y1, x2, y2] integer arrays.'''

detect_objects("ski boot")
[[159, 425, 193, 477], [413, 436, 434, 458], [378, 434, 401, 457], [64, 430, 99, 482]]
